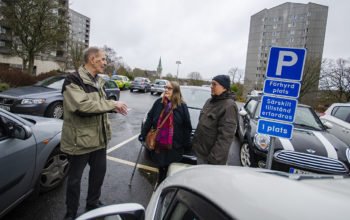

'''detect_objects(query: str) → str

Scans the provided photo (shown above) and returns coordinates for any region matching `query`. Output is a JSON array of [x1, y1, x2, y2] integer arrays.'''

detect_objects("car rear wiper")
[[294, 123, 321, 131], [188, 106, 202, 110]]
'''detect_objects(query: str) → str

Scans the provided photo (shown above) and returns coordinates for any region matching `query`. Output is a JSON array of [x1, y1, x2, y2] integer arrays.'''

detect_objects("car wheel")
[[46, 102, 63, 119], [240, 142, 257, 167], [39, 147, 69, 193]]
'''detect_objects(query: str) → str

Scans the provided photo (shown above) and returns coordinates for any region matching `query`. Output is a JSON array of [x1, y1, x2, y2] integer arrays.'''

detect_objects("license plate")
[[0, 105, 10, 111], [289, 168, 314, 175]]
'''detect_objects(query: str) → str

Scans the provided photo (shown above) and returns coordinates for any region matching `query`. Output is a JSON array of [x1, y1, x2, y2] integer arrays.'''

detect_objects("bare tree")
[[0, 0, 69, 74], [299, 56, 324, 99], [187, 72, 202, 81], [228, 67, 238, 83], [319, 58, 350, 102], [69, 42, 84, 72]]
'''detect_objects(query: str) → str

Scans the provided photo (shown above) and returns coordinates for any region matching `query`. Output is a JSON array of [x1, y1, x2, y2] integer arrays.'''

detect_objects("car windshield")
[[134, 77, 144, 82], [181, 87, 211, 109], [111, 75, 122, 80], [255, 103, 324, 131], [35, 76, 65, 90]]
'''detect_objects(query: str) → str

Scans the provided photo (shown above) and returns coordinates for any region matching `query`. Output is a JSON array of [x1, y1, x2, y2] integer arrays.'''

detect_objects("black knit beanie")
[[212, 75, 230, 90]]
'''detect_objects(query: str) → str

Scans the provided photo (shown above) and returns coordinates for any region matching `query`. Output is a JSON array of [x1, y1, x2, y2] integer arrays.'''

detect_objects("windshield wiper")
[[188, 106, 202, 110], [294, 123, 321, 131]]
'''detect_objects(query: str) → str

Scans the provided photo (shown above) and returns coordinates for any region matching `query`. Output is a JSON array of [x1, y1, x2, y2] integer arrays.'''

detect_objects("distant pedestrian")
[[192, 74, 238, 165], [61, 47, 128, 220], [140, 81, 192, 184]]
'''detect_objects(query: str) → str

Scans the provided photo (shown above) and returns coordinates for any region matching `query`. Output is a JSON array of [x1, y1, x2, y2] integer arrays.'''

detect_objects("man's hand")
[[114, 101, 128, 115]]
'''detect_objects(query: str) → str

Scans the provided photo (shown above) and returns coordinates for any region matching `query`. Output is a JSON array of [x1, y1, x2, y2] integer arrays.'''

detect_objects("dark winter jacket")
[[141, 98, 192, 166], [61, 66, 116, 155], [192, 91, 238, 164]]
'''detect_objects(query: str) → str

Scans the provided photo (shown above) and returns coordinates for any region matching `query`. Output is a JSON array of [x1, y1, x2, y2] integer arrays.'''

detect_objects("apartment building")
[[244, 2, 328, 96]]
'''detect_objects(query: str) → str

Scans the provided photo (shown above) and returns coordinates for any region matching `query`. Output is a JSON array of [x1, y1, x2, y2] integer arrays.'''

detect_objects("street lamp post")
[[176, 60, 181, 79]]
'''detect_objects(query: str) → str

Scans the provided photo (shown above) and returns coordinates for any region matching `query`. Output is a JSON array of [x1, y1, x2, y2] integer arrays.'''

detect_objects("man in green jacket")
[[192, 74, 238, 165], [61, 47, 128, 220]]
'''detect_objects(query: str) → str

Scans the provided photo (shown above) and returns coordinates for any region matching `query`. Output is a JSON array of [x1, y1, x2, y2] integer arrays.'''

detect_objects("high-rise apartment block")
[[244, 2, 328, 94], [69, 9, 90, 48]]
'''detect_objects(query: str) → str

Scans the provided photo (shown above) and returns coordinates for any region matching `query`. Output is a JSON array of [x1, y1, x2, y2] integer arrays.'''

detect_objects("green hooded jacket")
[[60, 66, 116, 155]]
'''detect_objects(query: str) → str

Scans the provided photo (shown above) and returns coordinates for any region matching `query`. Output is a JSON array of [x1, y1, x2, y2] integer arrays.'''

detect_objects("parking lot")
[[4, 90, 159, 219]]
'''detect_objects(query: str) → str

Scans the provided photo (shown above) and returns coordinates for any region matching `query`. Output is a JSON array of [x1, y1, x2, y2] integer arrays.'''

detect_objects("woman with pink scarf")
[[140, 81, 192, 184]]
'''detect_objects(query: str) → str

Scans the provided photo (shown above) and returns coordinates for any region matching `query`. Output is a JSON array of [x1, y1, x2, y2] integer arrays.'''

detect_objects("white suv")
[[320, 103, 350, 146]]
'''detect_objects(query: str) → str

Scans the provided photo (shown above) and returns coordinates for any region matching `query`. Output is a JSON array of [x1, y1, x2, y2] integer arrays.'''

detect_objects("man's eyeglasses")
[[165, 86, 173, 90]]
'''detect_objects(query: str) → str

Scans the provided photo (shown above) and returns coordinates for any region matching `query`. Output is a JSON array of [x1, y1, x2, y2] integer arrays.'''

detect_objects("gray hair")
[[83, 47, 103, 64]]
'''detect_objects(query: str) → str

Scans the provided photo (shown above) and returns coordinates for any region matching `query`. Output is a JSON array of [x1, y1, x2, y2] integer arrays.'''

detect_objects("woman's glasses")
[[165, 86, 173, 90]]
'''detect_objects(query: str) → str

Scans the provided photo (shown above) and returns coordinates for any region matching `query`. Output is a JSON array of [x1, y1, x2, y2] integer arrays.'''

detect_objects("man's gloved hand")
[[138, 135, 145, 142]]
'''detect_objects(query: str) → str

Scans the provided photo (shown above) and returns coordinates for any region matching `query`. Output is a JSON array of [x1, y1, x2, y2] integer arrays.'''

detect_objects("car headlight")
[[254, 133, 270, 151], [346, 148, 350, 163], [21, 98, 46, 104]]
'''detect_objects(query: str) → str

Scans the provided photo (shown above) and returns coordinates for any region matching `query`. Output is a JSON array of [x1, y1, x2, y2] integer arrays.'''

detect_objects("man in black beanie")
[[192, 74, 238, 165]]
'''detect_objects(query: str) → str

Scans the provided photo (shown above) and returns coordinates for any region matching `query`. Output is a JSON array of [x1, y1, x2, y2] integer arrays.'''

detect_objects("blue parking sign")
[[266, 47, 306, 81]]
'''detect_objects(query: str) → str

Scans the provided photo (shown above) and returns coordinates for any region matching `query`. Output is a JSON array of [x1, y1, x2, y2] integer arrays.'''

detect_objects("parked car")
[[180, 86, 211, 130], [320, 103, 350, 146], [237, 98, 350, 175], [0, 109, 69, 218], [97, 73, 110, 81], [77, 165, 350, 220], [246, 90, 263, 100], [130, 77, 151, 93], [0, 75, 120, 119], [111, 75, 131, 90], [150, 79, 169, 95]]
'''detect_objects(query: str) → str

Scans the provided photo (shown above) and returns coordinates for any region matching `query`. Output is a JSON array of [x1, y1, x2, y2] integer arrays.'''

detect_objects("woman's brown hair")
[[162, 81, 184, 108]]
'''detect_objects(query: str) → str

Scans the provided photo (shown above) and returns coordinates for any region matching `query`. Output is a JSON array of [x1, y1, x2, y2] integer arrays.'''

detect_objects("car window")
[[181, 87, 211, 109], [105, 81, 118, 89], [0, 115, 12, 140], [331, 106, 350, 123], [294, 106, 324, 130], [157, 189, 177, 220], [134, 77, 144, 82], [36, 76, 65, 90], [245, 99, 258, 116], [163, 189, 231, 220]]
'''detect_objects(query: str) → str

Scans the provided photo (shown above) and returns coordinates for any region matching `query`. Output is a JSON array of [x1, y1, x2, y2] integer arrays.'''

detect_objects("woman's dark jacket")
[[141, 98, 192, 166]]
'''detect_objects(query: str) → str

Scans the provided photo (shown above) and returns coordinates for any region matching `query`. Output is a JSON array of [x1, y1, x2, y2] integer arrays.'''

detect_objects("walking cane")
[[128, 141, 145, 187]]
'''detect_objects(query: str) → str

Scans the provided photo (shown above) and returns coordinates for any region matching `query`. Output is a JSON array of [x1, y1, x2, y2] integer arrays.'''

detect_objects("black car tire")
[[46, 102, 63, 119], [240, 142, 257, 167], [39, 147, 69, 193]]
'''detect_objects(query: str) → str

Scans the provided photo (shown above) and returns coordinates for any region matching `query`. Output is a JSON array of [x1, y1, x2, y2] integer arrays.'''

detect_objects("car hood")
[[275, 129, 349, 161], [0, 86, 60, 99], [19, 114, 62, 141]]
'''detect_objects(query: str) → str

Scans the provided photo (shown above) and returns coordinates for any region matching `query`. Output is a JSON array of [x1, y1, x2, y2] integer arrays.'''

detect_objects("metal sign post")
[[257, 47, 307, 170], [266, 137, 275, 169]]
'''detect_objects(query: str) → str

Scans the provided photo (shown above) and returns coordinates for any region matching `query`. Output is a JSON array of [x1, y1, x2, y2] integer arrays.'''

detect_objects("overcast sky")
[[70, 0, 349, 80]]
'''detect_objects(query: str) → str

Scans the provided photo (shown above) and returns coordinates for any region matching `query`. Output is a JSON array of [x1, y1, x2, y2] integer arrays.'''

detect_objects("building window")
[[288, 22, 296, 28], [0, 41, 5, 47], [0, 26, 6, 34], [290, 30, 295, 35], [273, 24, 278, 29]]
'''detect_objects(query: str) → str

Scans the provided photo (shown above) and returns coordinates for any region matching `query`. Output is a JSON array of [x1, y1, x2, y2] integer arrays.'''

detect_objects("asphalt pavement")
[[4, 90, 243, 220]]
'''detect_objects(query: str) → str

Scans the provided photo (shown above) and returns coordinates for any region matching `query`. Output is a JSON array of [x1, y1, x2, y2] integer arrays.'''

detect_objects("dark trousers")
[[65, 148, 106, 215]]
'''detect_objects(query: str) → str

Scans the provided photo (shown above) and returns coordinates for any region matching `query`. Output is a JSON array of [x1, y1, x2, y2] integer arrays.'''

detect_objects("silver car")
[[150, 79, 169, 95], [0, 109, 69, 218], [77, 165, 350, 220]]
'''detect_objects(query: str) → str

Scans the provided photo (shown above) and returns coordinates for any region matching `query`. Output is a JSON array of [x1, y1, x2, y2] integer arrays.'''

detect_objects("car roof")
[[159, 165, 350, 220], [180, 85, 210, 91]]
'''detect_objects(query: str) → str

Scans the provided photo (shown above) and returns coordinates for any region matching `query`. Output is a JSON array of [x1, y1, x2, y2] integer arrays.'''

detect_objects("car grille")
[[0, 97, 15, 105], [274, 150, 349, 174]]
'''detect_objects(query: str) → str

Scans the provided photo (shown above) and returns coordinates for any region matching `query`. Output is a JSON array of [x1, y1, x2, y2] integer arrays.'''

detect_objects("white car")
[[77, 165, 350, 220], [320, 103, 350, 146]]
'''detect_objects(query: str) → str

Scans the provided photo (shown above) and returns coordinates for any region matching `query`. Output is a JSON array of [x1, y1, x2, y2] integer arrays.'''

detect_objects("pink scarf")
[[155, 97, 174, 152]]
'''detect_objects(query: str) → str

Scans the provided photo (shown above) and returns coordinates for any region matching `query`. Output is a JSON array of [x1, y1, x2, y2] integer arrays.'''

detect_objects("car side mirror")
[[239, 109, 248, 117], [76, 203, 145, 220], [8, 123, 33, 140], [323, 121, 333, 129]]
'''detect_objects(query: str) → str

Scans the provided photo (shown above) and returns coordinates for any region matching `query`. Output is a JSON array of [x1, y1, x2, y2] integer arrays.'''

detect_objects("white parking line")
[[107, 156, 158, 173], [107, 133, 140, 153], [106, 134, 158, 173]]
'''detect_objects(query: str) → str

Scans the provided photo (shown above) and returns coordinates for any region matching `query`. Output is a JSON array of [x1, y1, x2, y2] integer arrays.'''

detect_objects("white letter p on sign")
[[276, 51, 298, 76]]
